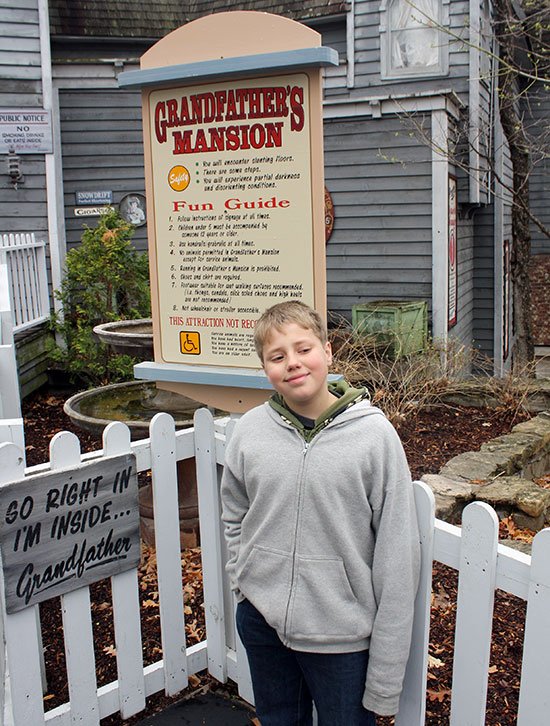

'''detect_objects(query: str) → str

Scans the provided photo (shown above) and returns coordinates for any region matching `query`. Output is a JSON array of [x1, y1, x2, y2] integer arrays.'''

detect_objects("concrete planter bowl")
[[63, 380, 225, 439], [93, 318, 153, 357]]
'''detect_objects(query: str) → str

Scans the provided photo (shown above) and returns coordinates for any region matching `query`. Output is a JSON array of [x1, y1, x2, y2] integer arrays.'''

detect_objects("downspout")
[[469, 0, 481, 203], [346, 0, 355, 89], [38, 0, 66, 317], [493, 110, 505, 376]]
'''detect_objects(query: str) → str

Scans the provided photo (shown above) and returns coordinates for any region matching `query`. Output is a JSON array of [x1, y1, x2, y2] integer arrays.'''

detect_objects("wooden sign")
[[119, 12, 337, 412], [0, 453, 140, 613]]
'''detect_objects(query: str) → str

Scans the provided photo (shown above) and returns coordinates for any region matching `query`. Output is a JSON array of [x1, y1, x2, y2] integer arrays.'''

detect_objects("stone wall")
[[422, 411, 550, 532]]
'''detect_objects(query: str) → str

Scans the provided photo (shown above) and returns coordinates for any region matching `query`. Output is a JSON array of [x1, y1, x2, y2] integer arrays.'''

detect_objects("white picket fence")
[[0, 409, 549, 725], [0, 263, 23, 433], [0, 233, 50, 333]]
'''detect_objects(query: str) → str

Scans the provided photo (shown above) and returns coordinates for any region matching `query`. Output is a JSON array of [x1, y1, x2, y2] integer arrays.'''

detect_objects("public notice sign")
[[149, 73, 315, 367], [0, 109, 53, 154], [0, 454, 140, 613]]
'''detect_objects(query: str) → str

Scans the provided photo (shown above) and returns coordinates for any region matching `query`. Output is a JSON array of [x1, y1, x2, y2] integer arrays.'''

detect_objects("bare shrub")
[[328, 314, 532, 426]]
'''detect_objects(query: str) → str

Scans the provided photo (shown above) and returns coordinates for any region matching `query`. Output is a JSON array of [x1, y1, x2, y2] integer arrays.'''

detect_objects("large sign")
[[149, 74, 315, 366], [120, 11, 334, 411], [0, 454, 140, 613], [0, 109, 53, 154]]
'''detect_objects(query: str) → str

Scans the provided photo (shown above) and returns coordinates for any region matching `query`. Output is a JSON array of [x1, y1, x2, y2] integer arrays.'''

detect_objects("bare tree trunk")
[[495, 0, 535, 369]]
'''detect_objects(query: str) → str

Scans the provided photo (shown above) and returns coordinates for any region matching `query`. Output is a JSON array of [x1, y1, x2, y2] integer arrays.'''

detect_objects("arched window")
[[380, 0, 449, 79]]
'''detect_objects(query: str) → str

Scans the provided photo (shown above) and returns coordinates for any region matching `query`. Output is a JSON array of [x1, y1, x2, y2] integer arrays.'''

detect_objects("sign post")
[[119, 12, 338, 412]]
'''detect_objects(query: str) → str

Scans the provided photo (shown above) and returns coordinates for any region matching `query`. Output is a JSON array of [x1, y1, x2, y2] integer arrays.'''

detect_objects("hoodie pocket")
[[290, 556, 360, 639], [237, 545, 292, 632]]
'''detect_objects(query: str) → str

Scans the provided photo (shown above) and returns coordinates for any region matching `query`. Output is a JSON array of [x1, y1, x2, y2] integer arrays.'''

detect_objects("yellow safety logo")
[[180, 331, 201, 355], [168, 165, 190, 191]]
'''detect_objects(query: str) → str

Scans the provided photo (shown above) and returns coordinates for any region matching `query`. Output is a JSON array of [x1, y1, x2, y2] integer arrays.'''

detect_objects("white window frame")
[[379, 0, 450, 80]]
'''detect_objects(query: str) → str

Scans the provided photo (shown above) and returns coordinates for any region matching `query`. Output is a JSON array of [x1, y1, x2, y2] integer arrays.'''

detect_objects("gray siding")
[[59, 88, 148, 253], [0, 0, 41, 97], [473, 138, 514, 360], [0, 0, 47, 236], [473, 205, 494, 358], [353, 0, 471, 100], [324, 114, 432, 317]]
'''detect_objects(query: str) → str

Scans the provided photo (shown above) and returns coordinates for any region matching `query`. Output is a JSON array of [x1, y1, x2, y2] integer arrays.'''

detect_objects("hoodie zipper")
[[282, 432, 311, 643]]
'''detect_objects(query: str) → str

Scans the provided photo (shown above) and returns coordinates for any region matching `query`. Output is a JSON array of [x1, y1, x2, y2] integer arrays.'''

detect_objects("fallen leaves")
[[427, 654, 444, 669], [431, 584, 452, 612], [499, 516, 536, 543], [427, 687, 452, 702], [535, 474, 550, 489]]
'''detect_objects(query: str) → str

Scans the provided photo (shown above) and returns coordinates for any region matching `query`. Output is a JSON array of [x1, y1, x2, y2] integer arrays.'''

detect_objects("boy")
[[221, 301, 420, 725]]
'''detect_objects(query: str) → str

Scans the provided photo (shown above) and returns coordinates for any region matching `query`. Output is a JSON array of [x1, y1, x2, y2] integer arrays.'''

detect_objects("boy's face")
[[262, 322, 333, 418]]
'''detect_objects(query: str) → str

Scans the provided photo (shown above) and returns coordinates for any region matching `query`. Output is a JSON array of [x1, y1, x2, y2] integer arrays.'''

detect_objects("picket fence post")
[[0, 263, 22, 421], [395, 480, 435, 726], [103, 422, 145, 718], [50, 431, 101, 725], [194, 408, 228, 683], [517, 528, 550, 724], [149, 412, 188, 696], [0, 442, 44, 724], [450, 501, 499, 725], [222, 418, 255, 706]]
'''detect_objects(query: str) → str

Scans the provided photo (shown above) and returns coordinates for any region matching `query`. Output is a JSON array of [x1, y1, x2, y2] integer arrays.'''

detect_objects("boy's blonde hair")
[[254, 300, 328, 361]]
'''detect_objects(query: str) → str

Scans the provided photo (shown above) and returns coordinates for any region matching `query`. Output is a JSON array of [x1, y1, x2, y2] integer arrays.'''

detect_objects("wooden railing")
[[0, 233, 50, 333], [0, 410, 548, 725]]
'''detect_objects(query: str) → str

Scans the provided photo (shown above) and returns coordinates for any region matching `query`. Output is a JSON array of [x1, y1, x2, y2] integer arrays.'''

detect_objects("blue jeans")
[[236, 599, 377, 726]]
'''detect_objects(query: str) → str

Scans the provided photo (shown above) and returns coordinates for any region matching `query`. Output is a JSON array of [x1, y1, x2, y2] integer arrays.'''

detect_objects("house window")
[[380, 0, 449, 79]]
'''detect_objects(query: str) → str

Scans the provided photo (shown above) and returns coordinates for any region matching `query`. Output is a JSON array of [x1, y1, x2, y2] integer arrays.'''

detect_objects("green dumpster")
[[351, 300, 428, 358]]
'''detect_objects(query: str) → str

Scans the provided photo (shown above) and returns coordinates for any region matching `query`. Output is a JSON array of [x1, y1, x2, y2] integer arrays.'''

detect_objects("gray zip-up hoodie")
[[221, 383, 420, 716]]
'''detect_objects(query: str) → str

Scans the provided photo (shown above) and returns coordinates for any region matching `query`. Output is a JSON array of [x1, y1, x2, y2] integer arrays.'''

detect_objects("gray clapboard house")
[[1, 0, 549, 396]]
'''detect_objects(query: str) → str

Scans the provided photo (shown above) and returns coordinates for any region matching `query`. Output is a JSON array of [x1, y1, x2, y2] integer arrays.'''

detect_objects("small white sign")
[[74, 206, 112, 217], [0, 109, 53, 154], [76, 190, 113, 205]]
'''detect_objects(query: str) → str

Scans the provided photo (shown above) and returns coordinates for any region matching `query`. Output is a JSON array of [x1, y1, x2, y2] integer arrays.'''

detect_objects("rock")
[[440, 451, 503, 482], [513, 410, 550, 436], [515, 484, 550, 518], [421, 474, 475, 500], [480, 432, 547, 474], [472, 476, 550, 519], [433, 494, 464, 523], [473, 477, 526, 509], [523, 455, 550, 480], [512, 511, 546, 532]]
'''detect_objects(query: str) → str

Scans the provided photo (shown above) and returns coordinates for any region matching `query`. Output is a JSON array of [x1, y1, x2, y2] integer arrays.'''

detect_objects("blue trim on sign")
[[118, 47, 339, 89], [134, 361, 343, 390]]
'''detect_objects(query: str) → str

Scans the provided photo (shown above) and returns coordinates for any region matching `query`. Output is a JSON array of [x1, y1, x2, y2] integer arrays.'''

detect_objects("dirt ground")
[[21, 390, 535, 725]]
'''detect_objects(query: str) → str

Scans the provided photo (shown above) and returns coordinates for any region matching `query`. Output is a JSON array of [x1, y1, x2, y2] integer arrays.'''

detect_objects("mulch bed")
[[20, 390, 534, 725]]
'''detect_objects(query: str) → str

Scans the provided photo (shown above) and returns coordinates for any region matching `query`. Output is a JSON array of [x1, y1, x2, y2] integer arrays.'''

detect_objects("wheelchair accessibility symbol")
[[180, 331, 201, 355]]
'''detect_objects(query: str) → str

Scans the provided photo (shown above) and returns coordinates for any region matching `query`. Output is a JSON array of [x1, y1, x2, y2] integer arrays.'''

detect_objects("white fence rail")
[[0, 410, 548, 725], [0, 263, 23, 427], [0, 233, 50, 333]]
